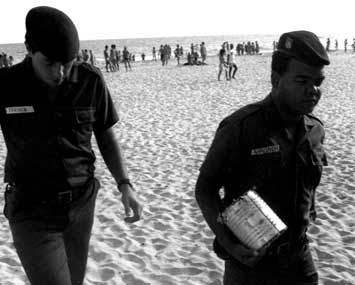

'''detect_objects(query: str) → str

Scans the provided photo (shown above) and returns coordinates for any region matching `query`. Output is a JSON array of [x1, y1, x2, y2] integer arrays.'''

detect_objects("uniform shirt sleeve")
[[93, 72, 119, 133], [199, 117, 242, 187]]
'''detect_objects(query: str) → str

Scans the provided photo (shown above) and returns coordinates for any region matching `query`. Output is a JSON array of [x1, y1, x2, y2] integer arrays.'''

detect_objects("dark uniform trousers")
[[3, 178, 100, 285], [223, 245, 318, 285]]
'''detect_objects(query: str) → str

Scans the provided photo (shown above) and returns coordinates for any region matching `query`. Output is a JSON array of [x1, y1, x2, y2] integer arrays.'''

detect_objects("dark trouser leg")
[[223, 244, 318, 285], [10, 220, 72, 285], [278, 246, 318, 285], [64, 182, 98, 285], [223, 259, 276, 285], [6, 179, 99, 285]]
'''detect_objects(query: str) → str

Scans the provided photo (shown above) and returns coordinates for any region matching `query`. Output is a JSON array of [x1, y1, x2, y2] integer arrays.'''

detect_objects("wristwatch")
[[117, 178, 133, 191]]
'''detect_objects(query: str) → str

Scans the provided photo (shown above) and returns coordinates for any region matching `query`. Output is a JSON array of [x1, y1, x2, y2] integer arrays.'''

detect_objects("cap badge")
[[285, 37, 293, 49]]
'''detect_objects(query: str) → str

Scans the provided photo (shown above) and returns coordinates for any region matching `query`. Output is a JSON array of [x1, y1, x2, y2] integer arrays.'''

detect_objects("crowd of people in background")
[[75, 49, 96, 66], [159, 44, 172, 66], [0, 52, 14, 68], [319, 38, 355, 53], [101, 44, 133, 72], [5, 36, 355, 74], [183, 42, 207, 66], [235, 41, 260, 55]]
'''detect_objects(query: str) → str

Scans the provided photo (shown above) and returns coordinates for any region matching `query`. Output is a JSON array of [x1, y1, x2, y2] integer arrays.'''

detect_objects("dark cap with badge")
[[25, 6, 79, 63], [277, 30, 330, 66]]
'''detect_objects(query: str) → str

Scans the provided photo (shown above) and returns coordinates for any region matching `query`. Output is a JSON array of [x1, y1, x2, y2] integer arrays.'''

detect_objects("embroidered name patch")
[[251, 145, 280, 156], [5, 106, 34, 114]]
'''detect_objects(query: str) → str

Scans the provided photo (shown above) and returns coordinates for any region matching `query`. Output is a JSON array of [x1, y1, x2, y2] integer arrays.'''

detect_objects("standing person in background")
[[164, 44, 170, 66], [159, 45, 165, 66], [196, 30, 329, 284], [200, 42, 207, 64], [109, 44, 117, 72], [89, 50, 96, 66], [218, 46, 229, 81], [326, 38, 330, 52], [174, 44, 181, 65], [190, 43, 194, 55], [179, 45, 184, 59], [255, 41, 260, 54], [114, 47, 120, 71], [228, 43, 238, 80], [82, 49, 89, 62], [104, 45, 111, 72], [0, 6, 142, 285], [8, 55, 14, 67], [2, 53, 9, 67], [344, 39, 348, 52], [122, 46, 132, 71], [152, 46, 157, 61], [335, 39, 338, 51]]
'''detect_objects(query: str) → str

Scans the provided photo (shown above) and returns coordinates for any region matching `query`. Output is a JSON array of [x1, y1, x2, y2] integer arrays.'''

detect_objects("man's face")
[[276, 58, 325, 115], [30, 51, 74, 88]]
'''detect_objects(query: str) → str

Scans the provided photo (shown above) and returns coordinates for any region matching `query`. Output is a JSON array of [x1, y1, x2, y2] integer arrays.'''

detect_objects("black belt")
[[52, 188, 87, 204], [267, 242, 292, 257], [6, 182, 89, 205], [266, 238, 308, 259]]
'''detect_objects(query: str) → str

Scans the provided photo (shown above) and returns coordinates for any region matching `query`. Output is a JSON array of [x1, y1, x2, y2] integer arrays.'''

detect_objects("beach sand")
[[0, 53, 354, 285]]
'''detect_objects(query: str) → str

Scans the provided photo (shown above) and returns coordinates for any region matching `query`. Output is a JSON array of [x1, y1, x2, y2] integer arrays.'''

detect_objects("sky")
[[0, 0, 354, 44]]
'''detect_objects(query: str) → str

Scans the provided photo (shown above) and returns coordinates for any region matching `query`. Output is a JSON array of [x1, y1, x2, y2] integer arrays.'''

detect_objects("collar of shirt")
[[261, 94, 317, 143]]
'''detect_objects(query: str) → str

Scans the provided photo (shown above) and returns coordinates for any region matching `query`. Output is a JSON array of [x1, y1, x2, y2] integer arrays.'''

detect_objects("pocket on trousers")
[[3, 187, 21, 221]]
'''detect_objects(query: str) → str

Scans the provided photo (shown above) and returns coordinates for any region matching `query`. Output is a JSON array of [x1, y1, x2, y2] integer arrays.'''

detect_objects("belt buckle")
[[276, 242, 290, 256], [58, 191, 72, 204]]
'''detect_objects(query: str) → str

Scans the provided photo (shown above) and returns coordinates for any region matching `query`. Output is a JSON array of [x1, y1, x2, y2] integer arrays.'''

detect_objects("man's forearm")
[[195, 174, 233, 243], [95, 128, 129, 184]]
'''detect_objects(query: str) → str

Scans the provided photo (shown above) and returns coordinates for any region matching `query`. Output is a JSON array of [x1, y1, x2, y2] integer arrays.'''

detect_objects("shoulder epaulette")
[[222, 101, 264, 127], [73, 62, 104, 82], [306, 113, 324, 125]]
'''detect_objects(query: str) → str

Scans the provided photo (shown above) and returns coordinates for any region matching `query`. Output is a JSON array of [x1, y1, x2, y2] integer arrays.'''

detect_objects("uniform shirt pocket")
[[310, 143, 327, 166], [55, 107, 96, 145], [74, 109, 96, 144], [247, 151, 283, 186]]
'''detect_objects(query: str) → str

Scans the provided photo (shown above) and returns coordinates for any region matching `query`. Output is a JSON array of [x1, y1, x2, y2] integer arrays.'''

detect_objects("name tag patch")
[[251, 145, 280, 156], [5, 106, 34, 114]]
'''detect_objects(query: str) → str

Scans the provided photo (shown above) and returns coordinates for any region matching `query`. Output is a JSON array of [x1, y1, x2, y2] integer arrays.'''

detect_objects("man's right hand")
[[228, 243, 264, 267], [220, 237, 266, 267]]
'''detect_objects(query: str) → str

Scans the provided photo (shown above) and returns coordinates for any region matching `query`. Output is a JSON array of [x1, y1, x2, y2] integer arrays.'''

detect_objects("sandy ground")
[[0, 53, 354, 285]]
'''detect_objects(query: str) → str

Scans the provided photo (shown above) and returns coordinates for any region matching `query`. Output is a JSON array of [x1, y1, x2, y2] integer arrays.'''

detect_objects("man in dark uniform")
[[0, 6, 142, 285], [195, 30, 329, 285]]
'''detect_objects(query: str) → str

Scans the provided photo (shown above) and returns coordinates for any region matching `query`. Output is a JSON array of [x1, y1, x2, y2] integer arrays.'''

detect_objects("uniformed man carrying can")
[[195, 31, 329, 285], [0, 6, 142, 285]]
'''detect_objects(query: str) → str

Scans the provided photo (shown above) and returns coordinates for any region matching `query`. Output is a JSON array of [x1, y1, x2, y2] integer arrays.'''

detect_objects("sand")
[[0, 53, 354, 285]]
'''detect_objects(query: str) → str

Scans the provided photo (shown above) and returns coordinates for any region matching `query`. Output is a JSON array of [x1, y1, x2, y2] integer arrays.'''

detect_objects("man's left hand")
[[119, 184, 143, 223]]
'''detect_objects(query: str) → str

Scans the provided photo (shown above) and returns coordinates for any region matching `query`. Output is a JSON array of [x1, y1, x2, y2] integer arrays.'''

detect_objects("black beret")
[[25, 6, 79, 63], [277, 30, 330, 66]]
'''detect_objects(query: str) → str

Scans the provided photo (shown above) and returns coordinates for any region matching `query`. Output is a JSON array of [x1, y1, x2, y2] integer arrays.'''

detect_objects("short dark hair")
[[271, 50, 293, 75], [25, 34, 38, 53]]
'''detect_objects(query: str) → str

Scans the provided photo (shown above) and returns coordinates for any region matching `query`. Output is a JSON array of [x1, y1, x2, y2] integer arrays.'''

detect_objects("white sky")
[[0, 0, 354, 44]]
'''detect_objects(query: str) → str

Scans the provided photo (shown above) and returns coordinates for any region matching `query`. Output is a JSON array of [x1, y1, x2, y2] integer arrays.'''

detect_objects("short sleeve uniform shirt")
[[199, 95, 327, 242], [0, 58, 119, 188]]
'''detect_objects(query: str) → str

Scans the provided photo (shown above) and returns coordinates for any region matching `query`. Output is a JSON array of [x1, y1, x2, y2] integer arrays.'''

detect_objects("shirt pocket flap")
[[75, 109, 96, 124]]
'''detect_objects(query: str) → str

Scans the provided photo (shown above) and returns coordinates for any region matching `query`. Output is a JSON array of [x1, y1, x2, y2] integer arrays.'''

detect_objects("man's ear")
[[271, 71, 280, 89], [25, 41, 33, 56]]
